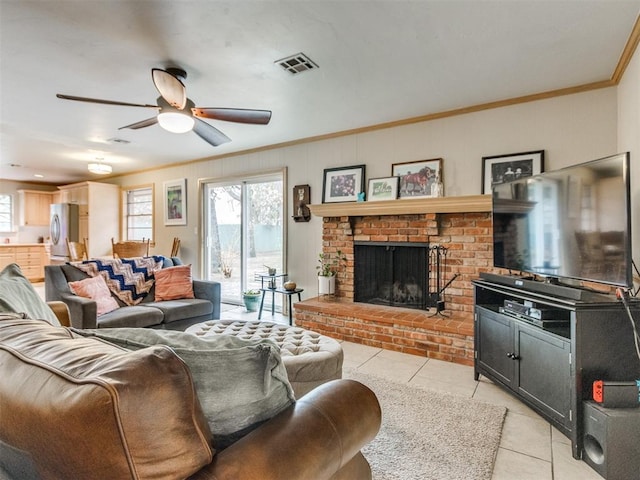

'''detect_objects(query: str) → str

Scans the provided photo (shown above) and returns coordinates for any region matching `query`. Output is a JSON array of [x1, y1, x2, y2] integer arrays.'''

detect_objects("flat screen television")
[[492, 152, 632, 289]]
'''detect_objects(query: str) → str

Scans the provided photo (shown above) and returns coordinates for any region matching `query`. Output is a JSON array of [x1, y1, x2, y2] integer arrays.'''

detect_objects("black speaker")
[[582, 401, 640, 480]]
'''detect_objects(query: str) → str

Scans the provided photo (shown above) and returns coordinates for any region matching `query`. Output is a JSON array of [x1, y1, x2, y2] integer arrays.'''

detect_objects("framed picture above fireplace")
[[392, 158, 443, 199], [481, 150, 544, 194], [322, 164, 366, 203], [367, 176, 399, 201]]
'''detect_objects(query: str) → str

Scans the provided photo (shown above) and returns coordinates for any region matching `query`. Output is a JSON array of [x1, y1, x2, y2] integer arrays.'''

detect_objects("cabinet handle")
[[506, 352, 520, 360]]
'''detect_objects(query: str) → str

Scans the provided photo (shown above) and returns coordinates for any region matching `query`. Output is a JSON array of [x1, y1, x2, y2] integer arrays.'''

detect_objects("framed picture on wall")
[[293, 184, 311, 222], [481, 150, 544, 194], [322, 164, 366, 203], [392, 158, 443, 198], [164, 178, 187, 225]]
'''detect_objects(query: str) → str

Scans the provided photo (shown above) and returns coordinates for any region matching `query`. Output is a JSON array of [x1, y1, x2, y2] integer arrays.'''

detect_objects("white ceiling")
[[1, 1, 639, 185]]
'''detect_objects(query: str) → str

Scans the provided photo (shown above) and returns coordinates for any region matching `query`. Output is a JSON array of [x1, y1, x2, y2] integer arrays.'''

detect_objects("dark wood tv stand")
[[473, 276, 640, 459]]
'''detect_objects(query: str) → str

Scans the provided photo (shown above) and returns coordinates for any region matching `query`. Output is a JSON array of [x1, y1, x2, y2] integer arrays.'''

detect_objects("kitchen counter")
[[0, 243, 47, 247]]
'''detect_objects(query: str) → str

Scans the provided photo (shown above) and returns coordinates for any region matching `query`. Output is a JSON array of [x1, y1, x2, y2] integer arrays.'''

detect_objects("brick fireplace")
[[294, 196, 494, 366], [354, 241, 430, 310]]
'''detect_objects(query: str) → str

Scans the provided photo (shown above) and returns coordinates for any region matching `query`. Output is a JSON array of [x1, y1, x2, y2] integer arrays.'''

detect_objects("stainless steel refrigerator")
[[50, 203, 79, 258]]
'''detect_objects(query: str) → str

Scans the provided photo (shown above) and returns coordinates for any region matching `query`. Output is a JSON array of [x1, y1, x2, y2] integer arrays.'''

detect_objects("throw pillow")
[[68, 276, 120, 316], [0, 263, 60, 326], [74, 327, 295, 450], [154, 264, 195, 301]]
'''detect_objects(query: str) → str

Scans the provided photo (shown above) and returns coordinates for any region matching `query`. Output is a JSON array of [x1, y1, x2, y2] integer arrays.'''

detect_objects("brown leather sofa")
[[0, 308, 381, 480]]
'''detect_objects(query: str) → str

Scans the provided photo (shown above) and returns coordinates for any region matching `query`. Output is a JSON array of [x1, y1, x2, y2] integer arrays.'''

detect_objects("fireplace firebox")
[[354, 241, 429, 310]]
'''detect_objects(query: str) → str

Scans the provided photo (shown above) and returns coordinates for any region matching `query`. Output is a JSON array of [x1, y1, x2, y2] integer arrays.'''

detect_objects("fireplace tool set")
[[429, 245, 459, 317]]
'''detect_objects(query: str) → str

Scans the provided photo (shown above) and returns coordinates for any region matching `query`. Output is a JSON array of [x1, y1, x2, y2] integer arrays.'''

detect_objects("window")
[[202, 171, 285, 306], [0, 194, 13, 232], [122, 185, 153, 241]]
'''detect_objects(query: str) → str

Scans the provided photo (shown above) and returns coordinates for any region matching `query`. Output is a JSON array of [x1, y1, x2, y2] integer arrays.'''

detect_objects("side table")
[[255, 273, 288, 289], [258, 287, 304, 326]]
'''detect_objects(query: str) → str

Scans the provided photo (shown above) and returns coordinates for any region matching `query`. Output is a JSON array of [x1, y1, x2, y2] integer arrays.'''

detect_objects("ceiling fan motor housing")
[[165, 67, 187, 82]]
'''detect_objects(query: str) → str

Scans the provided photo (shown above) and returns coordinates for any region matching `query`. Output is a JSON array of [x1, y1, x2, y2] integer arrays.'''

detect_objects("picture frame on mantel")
[[322, 164, 366, 203], [392, 158, 443, 199], [367, 176, 399, 201], [481, 150, 544, 194], [164, 178, 187, 226]]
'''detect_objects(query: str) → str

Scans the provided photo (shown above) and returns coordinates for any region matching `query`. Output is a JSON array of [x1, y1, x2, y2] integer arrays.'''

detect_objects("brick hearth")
[[295, 210, 495, 366], [295, 297, 474, 365]]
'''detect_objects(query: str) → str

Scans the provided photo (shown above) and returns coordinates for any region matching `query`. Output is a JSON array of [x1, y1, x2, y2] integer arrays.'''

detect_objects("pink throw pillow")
[[69, 276, 120, 316], [154, 265, 195, 301]]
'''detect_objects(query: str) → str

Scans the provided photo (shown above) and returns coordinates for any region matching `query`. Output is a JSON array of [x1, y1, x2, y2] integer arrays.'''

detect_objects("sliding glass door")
[[202, 172, 284, 306]]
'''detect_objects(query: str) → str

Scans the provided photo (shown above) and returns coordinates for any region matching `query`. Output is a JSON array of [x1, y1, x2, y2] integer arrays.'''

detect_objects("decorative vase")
[[243, 294, 261, 312], [318, 275, 335, 295], [430, 178, 444, 197]]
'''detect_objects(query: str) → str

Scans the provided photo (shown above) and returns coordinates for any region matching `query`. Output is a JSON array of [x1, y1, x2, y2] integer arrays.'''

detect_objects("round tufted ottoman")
[[185, 319, 343, 398]]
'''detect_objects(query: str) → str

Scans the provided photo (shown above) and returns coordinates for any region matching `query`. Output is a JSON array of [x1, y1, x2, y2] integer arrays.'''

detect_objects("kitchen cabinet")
[[18, 190, 53, 226], [0, 244, 48, 281], [78, 204, 89, 245], [58, 184, 88, 205], [0, 247, 16, 271]]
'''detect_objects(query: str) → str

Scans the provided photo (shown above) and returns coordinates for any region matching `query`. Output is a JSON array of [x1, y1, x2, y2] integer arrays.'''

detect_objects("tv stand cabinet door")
[[475, 306, 515, 388], [516, 323, 572, 430]]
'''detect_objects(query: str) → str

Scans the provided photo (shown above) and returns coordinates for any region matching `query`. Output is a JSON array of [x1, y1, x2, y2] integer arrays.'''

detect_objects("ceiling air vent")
[[275, 53, 318, 75]]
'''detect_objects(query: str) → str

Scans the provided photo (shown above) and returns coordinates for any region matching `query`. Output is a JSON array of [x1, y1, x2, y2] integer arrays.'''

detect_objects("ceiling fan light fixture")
[[87, 161, 112, 175], [157, 112, 195, 133]]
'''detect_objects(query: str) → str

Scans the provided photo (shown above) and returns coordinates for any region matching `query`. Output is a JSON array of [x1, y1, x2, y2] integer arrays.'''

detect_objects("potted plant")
[[220, 250, 234, 278], [316, 250, 347, 295], [242, 289, 262, 312]]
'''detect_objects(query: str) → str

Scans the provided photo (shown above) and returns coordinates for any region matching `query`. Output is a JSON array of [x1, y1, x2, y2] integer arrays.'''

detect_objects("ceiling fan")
[[56, 67, 272, 147]]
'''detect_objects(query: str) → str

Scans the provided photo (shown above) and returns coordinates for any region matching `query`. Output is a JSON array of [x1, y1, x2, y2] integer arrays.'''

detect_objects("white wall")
[[108, 87, 619, 295], [617, 45, 640, 263]]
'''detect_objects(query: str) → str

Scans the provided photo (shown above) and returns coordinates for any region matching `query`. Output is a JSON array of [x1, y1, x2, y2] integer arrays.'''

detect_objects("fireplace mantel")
[[308, 194, 491, 217]]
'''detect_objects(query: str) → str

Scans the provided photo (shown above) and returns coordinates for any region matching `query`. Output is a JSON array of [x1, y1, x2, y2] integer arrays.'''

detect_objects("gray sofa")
[[45, 257, 221, 330]]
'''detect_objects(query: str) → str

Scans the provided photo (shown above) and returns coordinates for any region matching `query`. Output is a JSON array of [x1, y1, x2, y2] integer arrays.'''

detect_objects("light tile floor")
[[223, 303, 604, 480], [41, 288, 602, 480]]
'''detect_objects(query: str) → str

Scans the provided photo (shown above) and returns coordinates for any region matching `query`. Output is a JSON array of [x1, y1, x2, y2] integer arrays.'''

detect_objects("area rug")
[[345, 369, 506, 480]]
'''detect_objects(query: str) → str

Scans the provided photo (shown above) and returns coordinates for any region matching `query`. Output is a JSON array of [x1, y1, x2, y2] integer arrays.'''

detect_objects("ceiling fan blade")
[[56, 94, 159, 109], [192, 107, 272, 125], [118, 117, 158, 130], [193, 118, 231, 147], [152, 68, 187, 110]]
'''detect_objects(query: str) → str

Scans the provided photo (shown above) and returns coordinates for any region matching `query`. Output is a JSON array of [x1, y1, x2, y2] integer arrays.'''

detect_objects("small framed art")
[[293, 184, 311, 222], [392, 158, 443, 198], [367, 176, 399, 201], [164, 178, 187, 225], [481, 150, 544, 194], [322, 164, 366, 203]]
